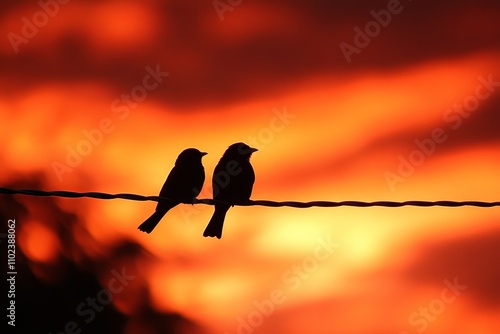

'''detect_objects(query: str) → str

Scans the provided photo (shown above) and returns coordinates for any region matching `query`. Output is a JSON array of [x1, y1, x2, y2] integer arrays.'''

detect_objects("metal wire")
[[1, 187, 499, 207]]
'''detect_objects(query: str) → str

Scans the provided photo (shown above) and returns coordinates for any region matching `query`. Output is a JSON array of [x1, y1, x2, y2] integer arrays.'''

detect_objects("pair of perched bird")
[[138, 142, 257, 239]]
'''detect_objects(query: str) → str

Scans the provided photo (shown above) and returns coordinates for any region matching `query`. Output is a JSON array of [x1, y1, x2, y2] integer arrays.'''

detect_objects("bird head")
[[223, 142, 258, 160], [176, 148, 207, 165]]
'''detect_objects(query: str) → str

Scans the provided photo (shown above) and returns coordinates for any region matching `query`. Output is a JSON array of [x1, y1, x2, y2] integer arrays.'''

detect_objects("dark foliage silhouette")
[[138, 148, 207, 233], [203, 142, 257, 239]]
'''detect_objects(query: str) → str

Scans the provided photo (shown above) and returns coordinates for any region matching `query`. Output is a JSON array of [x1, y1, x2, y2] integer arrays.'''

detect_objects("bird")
[[138, 148, 207, 233], [203, 142, 257, 239]]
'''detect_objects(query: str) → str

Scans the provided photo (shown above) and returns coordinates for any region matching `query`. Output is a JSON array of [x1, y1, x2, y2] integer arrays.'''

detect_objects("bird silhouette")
[[203, 142, 257, 239], [138, 148, 207, 233]]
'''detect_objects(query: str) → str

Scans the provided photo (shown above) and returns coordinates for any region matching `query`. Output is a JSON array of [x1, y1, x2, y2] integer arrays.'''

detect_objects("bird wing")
[[159, 164, 204, 200], [213, 159, 255, 203]]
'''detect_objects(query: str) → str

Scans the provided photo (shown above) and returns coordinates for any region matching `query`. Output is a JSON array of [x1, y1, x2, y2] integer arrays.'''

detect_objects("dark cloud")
[[1, 0, 499, 108], [265, 93, 500, 189], [403, 227, 500, 307], [367, 92, 500, 153]]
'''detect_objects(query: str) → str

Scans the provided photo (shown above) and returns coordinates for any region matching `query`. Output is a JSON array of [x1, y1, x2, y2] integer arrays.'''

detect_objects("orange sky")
[[1, 1, 500, 334]]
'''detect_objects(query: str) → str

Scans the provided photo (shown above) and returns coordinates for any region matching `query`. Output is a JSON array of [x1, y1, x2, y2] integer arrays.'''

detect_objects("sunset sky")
[[1, 1, 500, 333]]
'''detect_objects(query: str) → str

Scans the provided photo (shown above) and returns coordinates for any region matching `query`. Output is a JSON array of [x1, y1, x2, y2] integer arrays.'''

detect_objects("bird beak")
[[201, 152, 208, 156], [250, 147, 258, 153]]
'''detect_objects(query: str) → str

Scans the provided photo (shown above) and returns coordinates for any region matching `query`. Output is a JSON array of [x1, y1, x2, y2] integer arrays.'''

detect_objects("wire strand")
[[1, 187, 499, 208]]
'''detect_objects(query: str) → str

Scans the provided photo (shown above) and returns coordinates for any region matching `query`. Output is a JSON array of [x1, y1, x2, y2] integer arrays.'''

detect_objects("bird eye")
[[237, 144, 252, 155]]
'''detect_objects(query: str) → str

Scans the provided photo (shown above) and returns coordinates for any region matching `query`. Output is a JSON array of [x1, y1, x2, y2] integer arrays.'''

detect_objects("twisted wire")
[[1, 188, 499, 207]]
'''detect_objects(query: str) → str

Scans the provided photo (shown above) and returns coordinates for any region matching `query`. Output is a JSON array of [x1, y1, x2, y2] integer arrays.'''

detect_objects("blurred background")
[[1, 0, 500, 333]]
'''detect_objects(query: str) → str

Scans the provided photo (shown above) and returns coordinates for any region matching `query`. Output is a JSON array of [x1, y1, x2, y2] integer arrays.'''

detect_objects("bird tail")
[[203, 205, 229, 239], [138, 211, 165, 233]]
